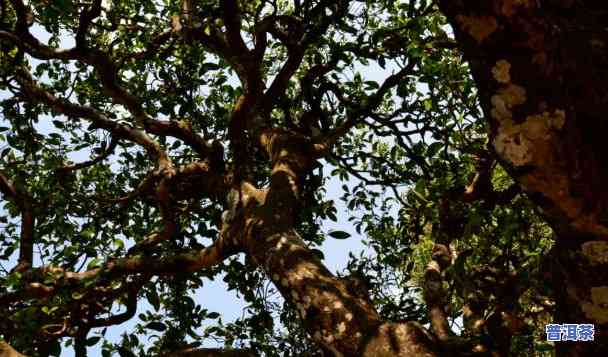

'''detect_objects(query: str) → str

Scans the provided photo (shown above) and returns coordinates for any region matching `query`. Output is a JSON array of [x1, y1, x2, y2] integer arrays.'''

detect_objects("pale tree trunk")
[[247, 227, 438, 356], [0, 341, 25, 357], [437, 1, 608, 355], [225, 131, 440, 356]]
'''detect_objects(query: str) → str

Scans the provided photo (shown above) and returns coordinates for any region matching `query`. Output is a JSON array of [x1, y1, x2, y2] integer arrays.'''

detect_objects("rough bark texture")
[[0, 342, 25, 357], [229, 130, 439, 356], [437, 1, 608, 355]]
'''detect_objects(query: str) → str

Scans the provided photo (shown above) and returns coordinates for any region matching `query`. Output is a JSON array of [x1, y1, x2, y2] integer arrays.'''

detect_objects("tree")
[[0, 0, 605, 356]]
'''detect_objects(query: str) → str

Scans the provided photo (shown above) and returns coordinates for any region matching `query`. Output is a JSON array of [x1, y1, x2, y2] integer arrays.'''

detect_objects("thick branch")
[[0, 341, 25, 357], [235, 137, 438, 355], [423, 245, 452, 343], [75, 0, 102, 49], [222, 0, 249, 58], [14, 68, 170, 167], [0, 235, 237, 306]]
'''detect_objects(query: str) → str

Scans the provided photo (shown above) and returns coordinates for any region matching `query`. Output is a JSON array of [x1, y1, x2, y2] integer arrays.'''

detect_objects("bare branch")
[[315, 62, 417, 154], [56, 138, 118, 173]]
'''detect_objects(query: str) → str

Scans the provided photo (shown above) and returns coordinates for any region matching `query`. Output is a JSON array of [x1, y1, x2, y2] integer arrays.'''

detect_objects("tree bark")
[[437, 1, 608, 355], [227, 131, 440, 356], [0, 341, 25, 357], [245, 227, 438, 356]]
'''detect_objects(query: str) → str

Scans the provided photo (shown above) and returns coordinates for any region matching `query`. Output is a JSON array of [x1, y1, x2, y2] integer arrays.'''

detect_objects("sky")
[[0, 22, 411, 356]]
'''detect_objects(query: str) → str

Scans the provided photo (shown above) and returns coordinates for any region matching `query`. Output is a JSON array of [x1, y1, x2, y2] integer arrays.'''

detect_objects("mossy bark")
[[438, 1, 608, 354]]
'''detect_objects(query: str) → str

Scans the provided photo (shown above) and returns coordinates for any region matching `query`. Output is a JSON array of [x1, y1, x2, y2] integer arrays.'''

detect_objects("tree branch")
[[0, 234, 237, 306], [315, 61, 417, 154], [56, 137, 118, 173], [0, 341, 25, 357], [423, 244, 453, 342], [2, 7, 217, 163], [14, 68, 170, 168], [222, 0, 250, 59], [75, 0, 102, 49]]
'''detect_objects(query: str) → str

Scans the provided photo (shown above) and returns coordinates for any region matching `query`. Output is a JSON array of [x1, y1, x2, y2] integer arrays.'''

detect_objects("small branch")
[[0, 171, 18, 199], [88, 281, 139, 328], [146, 120, 223, 164], [75, 0, 102, 49], [56, 138, 118, 173], [316, 62, 417, 154], [74, 333, 87, 357], [14, 68, 170, 167], [122, 31, 174, 62]]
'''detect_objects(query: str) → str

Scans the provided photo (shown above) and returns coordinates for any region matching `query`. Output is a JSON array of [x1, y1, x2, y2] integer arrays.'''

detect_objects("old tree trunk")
[[438, 0, 608, 355], [248, 2, 608, 354]]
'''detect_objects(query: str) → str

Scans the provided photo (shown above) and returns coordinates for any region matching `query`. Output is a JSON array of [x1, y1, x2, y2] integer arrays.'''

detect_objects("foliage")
[[0, 0, 556, 356]]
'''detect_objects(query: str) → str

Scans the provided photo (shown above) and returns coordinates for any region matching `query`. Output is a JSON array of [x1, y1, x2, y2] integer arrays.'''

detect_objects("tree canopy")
[[0, 0, 606, 356]]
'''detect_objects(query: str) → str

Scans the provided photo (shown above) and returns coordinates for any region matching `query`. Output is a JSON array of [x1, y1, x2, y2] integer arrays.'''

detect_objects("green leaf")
[[378, 57, 386, 69], [427, 141, 444, 157], [146, 289, 161, 311], [207, 312, 220, 319], [48, 340, 61, 356], [86, 336, 101, 346], [41, 306, 58, 315], [117, 347, 137, 357], [86, 258, 101, 270], [113, 239, 125, 250], [52, 120, 65, 129], [328, 231, 351, 239], [145, 321, 167, 332]]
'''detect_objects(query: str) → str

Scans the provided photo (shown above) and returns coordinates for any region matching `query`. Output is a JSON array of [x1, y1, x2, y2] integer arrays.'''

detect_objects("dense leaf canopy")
[[1, 0, 602, 356]]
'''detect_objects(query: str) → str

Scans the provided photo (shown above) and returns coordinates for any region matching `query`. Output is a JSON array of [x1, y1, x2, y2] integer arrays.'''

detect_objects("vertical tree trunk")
[[437, 1, 608, 355], [236, 132, 440, 356], [550, 238, 608, 356]]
